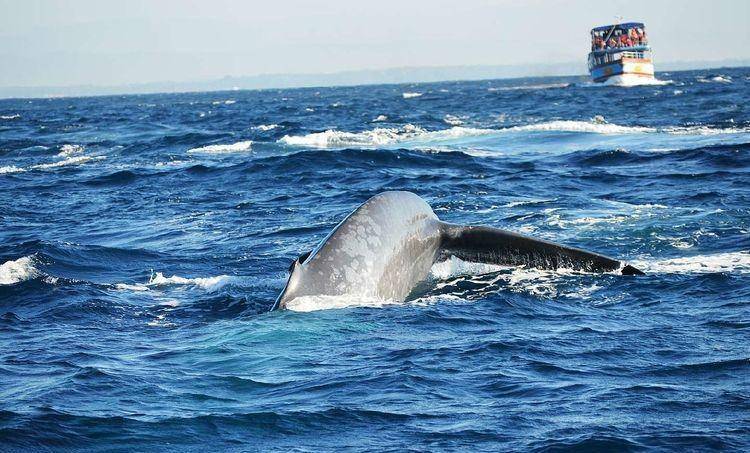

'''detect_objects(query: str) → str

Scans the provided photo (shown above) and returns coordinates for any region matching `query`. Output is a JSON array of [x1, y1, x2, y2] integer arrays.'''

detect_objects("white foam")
[[252, 124, 278, 131], [429, 256, 604, 299], [114, 283, 150, 291], [211, 99, 236, 105], [698, 75, 732, 84], [372, 115, 388, 122], [285, 295, 398, 312], [443, 114, 464, 126], [637, 251, 750, 274], [430, 255, 508, 280], [0, 256, 39, 285], [146, 272, 234, 291], [57, 144, 85, 157], [661, 125, 750, 136], [278, 125, 494, 148], [31, 155, 105, 170], [510, 120, 655, 134], [402, 92, 423, 99], [0, 114, 20, 120], [186, 140, 252, 154], [279, 119, 748, 150], [0, 165, 25, 174]]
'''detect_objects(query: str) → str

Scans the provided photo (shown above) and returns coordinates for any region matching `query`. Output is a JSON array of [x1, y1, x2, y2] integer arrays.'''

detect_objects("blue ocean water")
[[1, 68, 749, 451]]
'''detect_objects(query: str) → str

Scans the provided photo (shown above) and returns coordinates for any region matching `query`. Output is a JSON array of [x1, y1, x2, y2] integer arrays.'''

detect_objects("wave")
[[278, 124, 494, 148], [0, 113, 20, 120], [186, 140, 252, 154], [402, 92, 423, 99], [211, 99, 236, 105], [0, 256, 39, 285], [637, 251, 750, 274], [277, 120, 749, 150], [371, 115, 388, 122]]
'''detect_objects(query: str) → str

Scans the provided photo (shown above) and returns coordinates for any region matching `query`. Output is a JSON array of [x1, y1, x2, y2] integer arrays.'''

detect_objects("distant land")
[[1, 59, 748, 99]]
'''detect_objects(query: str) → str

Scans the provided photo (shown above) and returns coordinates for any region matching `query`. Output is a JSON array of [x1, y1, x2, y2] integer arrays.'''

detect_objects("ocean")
[[1, 67, 749, 451]]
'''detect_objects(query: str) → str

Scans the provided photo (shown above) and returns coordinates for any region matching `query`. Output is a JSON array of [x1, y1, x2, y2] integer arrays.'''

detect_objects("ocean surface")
[[1, 68, 749, 451]]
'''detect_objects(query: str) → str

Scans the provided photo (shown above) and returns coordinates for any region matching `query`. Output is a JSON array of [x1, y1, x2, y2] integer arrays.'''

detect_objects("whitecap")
[[402, 92, 423, 99], [252, 124, 278, 131], [146, 271, 234, 291], [114, 283, 150, 291], [278, 125, 494, 148], [186, 140, 252, 154], [57, 144, 85, 157], [510, 120, 655, 134], [443, 114, 464, 126], [211, 99, 236, 105], [0, 256, 39, 285], [0, 165, 25, 174], [372, 114, 388, 122], [0, 114, 20, 120], [31, 155, 105, 170]]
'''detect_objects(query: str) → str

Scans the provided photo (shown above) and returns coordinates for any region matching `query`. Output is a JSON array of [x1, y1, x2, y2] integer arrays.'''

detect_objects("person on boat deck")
[[608, 37, 617, 48], [629, 28, 640, 45]]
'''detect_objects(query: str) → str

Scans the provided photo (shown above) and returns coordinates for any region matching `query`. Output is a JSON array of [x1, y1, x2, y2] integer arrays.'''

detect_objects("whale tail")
[[439, 223, 644, 275]]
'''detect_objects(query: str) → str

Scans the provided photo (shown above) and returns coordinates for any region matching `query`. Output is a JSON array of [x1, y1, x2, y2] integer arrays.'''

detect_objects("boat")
[[588, 22, 655, 85]]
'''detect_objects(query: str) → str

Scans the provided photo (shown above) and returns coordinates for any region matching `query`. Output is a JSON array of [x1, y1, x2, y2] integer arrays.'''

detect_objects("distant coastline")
[[1, 59, 748, 100]]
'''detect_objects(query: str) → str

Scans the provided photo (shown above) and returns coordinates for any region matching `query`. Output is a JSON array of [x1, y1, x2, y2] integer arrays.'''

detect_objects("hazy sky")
[[1, 0, 748, 87]]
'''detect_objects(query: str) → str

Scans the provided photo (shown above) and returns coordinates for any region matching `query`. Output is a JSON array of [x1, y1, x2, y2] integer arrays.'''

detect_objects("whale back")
[[275, 191, 441, 308]]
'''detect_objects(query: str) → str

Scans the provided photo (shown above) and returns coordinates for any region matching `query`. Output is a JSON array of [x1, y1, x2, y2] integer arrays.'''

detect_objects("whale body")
[[273, 191, 642, 310]]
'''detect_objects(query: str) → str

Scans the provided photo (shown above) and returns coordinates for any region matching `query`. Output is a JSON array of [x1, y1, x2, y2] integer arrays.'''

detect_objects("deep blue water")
[[1, 68, 749, 451]]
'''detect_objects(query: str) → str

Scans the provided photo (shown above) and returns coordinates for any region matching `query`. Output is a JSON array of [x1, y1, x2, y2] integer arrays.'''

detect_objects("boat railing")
[[588, 50, 651, 69]]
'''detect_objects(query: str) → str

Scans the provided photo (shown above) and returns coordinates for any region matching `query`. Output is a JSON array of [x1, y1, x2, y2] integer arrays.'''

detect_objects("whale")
[[272, 191, 643, 310]]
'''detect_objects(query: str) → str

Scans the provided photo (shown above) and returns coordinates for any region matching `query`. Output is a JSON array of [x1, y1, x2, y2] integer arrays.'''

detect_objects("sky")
[[1, 0, 749, 88]]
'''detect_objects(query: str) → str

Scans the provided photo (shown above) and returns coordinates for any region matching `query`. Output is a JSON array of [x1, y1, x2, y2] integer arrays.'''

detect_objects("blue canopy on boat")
[[591, 22, 645, 34]]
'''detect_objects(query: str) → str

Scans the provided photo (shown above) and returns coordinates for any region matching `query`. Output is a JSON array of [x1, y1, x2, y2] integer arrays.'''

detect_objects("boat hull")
[[590, 58, 655, 84]]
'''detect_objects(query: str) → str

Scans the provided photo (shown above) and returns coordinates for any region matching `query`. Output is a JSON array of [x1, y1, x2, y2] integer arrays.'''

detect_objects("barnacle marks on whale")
[[272, 191, 643, 310]]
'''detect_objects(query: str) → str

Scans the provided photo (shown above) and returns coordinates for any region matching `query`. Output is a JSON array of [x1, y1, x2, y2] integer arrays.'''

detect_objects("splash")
[[402, 92, 423, 99]]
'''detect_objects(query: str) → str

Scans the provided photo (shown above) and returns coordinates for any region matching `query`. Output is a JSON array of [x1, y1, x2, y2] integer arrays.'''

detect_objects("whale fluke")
[[273, 191, 642, 310]]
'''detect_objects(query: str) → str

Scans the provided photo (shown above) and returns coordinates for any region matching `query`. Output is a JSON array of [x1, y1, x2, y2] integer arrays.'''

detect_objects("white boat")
[[588, 22, 655, 86]]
